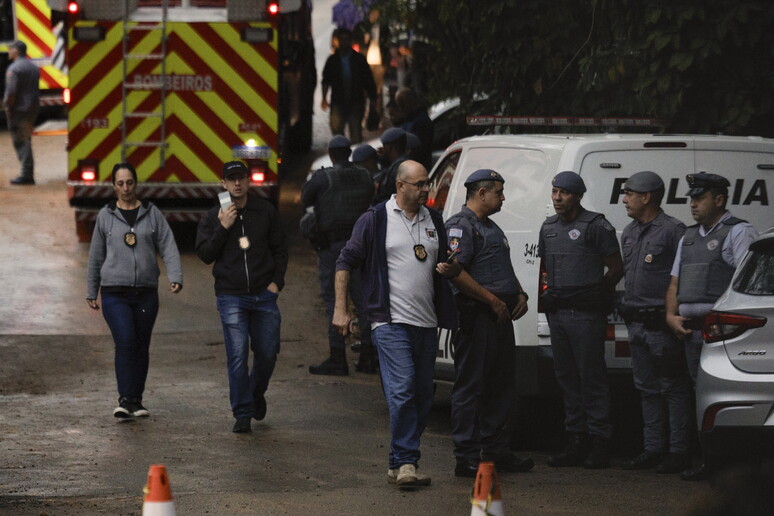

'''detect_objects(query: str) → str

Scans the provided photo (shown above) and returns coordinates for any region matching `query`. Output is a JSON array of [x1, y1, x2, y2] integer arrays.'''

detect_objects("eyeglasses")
[[400, 179, 431, 189]]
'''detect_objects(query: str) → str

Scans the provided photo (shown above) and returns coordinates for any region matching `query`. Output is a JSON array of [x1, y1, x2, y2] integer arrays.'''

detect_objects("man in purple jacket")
[[333, 160, 458, 488]]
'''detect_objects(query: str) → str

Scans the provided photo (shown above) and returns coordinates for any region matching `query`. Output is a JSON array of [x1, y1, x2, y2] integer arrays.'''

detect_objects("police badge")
[[239, 236, 251, 250], [124, 232, 136, 248], [414, 244, 428, 261]]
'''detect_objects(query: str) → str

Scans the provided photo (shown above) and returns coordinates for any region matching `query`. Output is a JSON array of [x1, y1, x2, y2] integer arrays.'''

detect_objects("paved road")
[[0, 123, 713, 515]]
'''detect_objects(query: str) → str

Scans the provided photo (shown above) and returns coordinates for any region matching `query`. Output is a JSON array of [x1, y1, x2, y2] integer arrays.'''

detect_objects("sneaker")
[[232, 417, 252, 433], [113, 398, 133, 418], [253, 392, 267, 421], [388, 467, 431, 485], [395, 464, 431, 487], [131, 401, 150, 418]]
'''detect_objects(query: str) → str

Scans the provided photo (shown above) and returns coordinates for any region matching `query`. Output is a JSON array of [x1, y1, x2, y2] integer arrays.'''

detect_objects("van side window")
[[427, 150, 460, 211]]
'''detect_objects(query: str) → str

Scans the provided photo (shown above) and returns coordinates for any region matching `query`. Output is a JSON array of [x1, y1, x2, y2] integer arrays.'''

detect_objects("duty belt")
[[622, 306, 666, 323]]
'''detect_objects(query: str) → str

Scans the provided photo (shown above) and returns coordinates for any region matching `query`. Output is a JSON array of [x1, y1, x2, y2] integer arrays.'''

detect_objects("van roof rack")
[[466, 116, 667, 128]]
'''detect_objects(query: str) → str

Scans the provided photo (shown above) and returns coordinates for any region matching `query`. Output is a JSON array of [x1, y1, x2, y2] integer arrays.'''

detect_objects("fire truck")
[[0, 0, 68, 110], [64, 0, 315, 241]]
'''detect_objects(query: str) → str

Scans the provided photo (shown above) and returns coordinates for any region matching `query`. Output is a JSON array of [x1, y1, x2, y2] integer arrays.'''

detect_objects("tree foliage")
[[377, 0, 774, 136]]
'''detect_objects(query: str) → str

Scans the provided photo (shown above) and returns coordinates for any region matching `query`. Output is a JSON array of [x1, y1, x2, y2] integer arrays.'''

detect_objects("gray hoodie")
[[87, 201, 183, 300]]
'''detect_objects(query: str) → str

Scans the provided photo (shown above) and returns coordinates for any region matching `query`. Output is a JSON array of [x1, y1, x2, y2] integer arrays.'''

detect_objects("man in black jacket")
[[196, 161, 288, 433], [321, 28, 377, 144]]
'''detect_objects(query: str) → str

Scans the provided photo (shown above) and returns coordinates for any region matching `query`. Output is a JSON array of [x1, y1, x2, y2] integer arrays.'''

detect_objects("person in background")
[[373, 127, 410, 204], [86, 162, 183, 419], [321, 28, 378, 144], [618, 171, 693, 474], [303, 135, 377, 375], [665, 172, 757, 481], [395, 88, 433, 170], [196, 161, 288, 434], [539, 171, 623, 470], [4, 40, 40, 185], [352, 143, 381, 184]]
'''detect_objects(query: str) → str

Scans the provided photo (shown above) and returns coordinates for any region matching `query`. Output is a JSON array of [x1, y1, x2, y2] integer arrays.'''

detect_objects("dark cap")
[[328, 134, 351, 150], [686, 172, 730, 196], [352, 144, 376, 163], [380, 127, 406, 145], [10, 40, 27, 55], [464, 169, 504, 186], [222, 160, 248, 179], [552, 171, 586, 194], [406, 132, 420, 151], [624, 171, 664, 193]]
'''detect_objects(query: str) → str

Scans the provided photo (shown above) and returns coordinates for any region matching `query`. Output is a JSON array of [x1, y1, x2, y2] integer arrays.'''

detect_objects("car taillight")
[[703, 311, 767, 343]]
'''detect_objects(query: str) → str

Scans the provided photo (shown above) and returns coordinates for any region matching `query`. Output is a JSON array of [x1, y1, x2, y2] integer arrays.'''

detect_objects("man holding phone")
[[196, 161, 288, 433], [444, 169, 533, 478]]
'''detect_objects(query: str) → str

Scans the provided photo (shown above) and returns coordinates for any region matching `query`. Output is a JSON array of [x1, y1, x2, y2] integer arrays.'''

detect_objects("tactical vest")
[[455, 209, 519, 296], [677, 217, 744, 304], [316, 165, 374, 236], [541, 210, 606, 296]]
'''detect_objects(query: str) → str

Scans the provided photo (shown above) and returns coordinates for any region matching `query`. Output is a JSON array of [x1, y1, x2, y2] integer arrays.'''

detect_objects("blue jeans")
[[317, 241, 370, 350], [372, 323, 437, 469], [101, 289, 159, 401], [216, 291, 281, 419], [548, 309, 612, 439]]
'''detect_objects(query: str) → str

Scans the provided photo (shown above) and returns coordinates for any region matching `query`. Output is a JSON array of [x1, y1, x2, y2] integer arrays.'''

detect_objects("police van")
[[427, 132, 774, 397]]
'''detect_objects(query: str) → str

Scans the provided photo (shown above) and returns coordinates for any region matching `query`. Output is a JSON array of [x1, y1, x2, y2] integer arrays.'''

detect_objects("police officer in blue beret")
[[373, 127, 410, 204], [445, 169, 534, 477], [665, 172, 757, 480], [302, 135, 377, 375], [619, 171, 693, 474], [539, 171, 623, 469]]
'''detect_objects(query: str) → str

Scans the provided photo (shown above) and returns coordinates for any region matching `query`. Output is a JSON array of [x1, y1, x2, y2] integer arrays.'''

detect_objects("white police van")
[[428, 132, 774, 397]]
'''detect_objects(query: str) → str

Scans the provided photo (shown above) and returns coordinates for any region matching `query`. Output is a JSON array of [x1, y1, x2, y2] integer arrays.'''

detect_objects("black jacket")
[[196, 193, 288, 295], [321, 49, 377, 110]]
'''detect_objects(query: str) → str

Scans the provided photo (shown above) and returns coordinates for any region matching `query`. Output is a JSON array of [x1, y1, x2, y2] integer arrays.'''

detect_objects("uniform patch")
[[450, 237, 460, 251], [449, 228, 463, 238], [601, 219, 614, 231], [425, 228, 437, 240], [707, 239, 719, 251], [568, 229, 581, 240]]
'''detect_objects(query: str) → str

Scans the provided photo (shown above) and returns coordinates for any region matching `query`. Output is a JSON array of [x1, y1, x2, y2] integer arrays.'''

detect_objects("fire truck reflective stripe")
[[16, 0, 67, 90], [172, 25, 278, 148]]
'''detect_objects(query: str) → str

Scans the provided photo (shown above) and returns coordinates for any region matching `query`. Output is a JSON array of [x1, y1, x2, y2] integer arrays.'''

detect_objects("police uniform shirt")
[[446, 206, 519, 296], [621, 210, 685, 308], [538, 209, 620, 295], [670, 211, 757, 317]]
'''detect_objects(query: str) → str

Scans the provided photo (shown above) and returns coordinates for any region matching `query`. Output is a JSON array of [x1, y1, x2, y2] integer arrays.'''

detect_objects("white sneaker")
[[392, 464, 431, 486]]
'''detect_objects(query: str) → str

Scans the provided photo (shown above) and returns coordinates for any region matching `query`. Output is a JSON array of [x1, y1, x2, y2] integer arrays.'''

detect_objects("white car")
[[697, 227, 774, 463]]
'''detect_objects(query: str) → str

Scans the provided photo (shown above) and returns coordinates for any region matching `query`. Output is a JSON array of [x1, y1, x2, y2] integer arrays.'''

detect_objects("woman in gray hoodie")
[[86, 162, 183, 419]]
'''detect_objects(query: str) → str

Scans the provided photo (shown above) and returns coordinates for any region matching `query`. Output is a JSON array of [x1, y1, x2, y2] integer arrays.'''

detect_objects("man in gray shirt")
[[4, 40, 40, 185]]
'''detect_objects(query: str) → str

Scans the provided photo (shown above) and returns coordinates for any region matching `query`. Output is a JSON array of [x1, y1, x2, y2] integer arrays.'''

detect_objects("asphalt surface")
[[0, 120, 717, 516]]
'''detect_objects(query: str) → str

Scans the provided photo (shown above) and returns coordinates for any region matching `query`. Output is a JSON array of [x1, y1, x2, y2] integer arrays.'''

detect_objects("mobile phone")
[[218, 191, 232, 212], [446, 249, 460, 263]]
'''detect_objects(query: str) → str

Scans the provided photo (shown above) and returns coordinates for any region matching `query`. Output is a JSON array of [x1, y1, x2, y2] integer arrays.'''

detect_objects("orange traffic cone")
[[470, 461, 504, 516], [142, 464, 176, 516]]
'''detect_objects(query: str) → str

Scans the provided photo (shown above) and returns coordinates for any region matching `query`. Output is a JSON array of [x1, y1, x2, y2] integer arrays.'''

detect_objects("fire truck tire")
[[76, 220, 95, 243]]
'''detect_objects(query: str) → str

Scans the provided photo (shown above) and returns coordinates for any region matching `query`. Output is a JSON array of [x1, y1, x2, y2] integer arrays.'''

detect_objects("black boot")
[[309, 347, 348, 376], [547, 433, 589, 467], [583, 436, 612, 469], [355, 344, 378, 374]]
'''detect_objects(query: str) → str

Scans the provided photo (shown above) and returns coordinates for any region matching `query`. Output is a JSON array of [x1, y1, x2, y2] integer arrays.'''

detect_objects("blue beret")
[[464, 169, 504, 186], [352, 144, 376, 163], [380, 127, 406, 144], [686, 172, 730, 196], [624, 171, 664, 193], [406, 132, 420, 150], [552, 171, 586, 194], [328, 135, 351, 150], [222, 160, 248, 179]]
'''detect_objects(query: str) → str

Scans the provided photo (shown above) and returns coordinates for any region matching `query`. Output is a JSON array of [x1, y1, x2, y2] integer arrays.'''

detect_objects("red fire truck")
[[64, 0, 315, 240]]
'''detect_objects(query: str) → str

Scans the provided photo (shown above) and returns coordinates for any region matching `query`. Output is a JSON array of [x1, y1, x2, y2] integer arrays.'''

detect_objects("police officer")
[[619, 171, 693, 474], [4, 40, 40, 185], [539, 171, 623, 469], [373, 127, 410, 204], [665, 172, 758, 480], [302, 135, 377, 375], [445, 169, 534, 478]]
